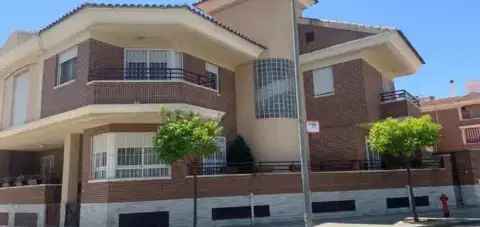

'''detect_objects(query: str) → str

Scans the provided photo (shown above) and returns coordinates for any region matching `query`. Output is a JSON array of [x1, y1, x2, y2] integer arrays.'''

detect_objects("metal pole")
[[250, 193, 255, 227], [290, 0, 313, 226]]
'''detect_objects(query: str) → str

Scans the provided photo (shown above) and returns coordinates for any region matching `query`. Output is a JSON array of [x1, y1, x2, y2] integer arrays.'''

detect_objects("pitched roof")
[[299, 17, 425, 64], [0, 3, 264, 53], [40, 3, 264, 48]]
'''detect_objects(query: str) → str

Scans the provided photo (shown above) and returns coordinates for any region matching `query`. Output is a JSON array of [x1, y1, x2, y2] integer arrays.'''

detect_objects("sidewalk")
[[243, 206, 480, 227]]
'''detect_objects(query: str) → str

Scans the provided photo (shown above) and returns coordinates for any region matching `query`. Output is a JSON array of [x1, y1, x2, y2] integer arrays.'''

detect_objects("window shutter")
[[313, 67, 334, 96]]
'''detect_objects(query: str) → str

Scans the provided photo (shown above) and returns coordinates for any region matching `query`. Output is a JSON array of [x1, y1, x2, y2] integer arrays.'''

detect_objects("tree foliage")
[[226, 136, 254, 164], [368, 115, 441, 157], [154, 108, 223, 165]]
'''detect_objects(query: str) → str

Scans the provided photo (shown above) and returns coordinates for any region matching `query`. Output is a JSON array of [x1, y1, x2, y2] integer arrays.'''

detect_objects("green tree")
[[227, 136, 254, 173], [368, 115, 441, 222], [154, 108, 222, 227]]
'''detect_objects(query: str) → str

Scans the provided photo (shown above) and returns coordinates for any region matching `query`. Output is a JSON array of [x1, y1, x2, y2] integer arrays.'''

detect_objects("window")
[[40, 155, 55, 180], [91, 134, 108, 180], [205, 63, 219, 90], [211, 205, 270, 220], [202, 137, 227, 175], [313, 66, 334, 97], [125, 49, 182, 80], [57, 47, 77, 86], [386, 196, 429, 209], [365, 136, 381, 170], [91, 133, 171, 180], [12, 72, 29, 126], [116, 147, 169, 178], [254, 59, 297, 119], [312, 200, 356, 213], [471, 109, 480, 119], [306, 31, 315, 43]]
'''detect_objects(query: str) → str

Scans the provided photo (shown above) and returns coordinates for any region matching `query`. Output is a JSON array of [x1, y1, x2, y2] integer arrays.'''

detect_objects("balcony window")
[[56, 47, 77, 86], [205, 63, 219, 90], [202, 137, 226, 175], [470, 109, 480, 119], [91, 132, 170, 180], [313, 66, 334, 97], [124, 49, 182, 80]]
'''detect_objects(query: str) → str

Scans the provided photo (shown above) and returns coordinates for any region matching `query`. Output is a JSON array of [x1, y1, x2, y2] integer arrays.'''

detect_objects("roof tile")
[[37, 3, 264, 48]]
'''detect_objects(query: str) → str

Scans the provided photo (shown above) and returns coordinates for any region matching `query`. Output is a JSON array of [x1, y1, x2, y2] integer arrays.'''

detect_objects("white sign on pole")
[[306, 121, 320, 133]]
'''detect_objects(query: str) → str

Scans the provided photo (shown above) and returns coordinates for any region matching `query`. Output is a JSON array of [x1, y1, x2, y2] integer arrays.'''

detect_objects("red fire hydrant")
[[440, 194, 450, 217]]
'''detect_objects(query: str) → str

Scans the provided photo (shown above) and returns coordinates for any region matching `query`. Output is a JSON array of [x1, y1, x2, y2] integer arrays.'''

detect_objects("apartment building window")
[[254, 59, 297, 119], [91, 133, 170, 180], [205, 62, 219, 90], [125, 49, 182, 80], [56, 47, 77, 86], [470, 109, 480, 119], [313, 66, 334, 97], [40, 155, 55, 180], [92, 134, 108, 180], [202, 137, 226, 175], [12, 72, 29, 126]]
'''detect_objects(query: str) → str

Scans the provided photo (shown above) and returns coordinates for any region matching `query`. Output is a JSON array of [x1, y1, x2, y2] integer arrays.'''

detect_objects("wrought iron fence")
[[89, 67, 217, 89], [380, 89, 420, 107], [188, 158, 444, 176]]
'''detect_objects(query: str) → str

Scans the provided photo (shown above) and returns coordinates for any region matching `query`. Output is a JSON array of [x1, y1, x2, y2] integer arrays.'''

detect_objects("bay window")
[[91, 132, 170, 180], [124, 49, 182, 80]]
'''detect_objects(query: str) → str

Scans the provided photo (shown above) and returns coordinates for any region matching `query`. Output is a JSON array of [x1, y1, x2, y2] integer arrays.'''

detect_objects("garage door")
[[119, 211, 169, 227]]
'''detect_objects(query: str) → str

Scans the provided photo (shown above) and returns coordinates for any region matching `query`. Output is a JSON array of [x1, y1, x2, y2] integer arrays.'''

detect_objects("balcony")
[[89, 68, 216, 89], [380, 90, 421, 119], [86, 68, 229, 111]]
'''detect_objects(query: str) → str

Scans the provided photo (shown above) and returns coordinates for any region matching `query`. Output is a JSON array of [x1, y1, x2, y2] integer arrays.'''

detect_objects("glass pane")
[[150, 62, 168, 80], [143, 147, 161, 165], [117, 148, 142, 166], [116, 169, 142, 178]]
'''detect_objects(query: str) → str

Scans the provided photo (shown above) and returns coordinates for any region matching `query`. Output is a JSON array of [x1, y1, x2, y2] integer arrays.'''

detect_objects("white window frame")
[[205, 62, 220, 91], [124, 49, 183, 80], [56, 46, 78, 87], [313, 66, 334, 97], [11, 72, 29, 126], [90, 132, 171, 182]]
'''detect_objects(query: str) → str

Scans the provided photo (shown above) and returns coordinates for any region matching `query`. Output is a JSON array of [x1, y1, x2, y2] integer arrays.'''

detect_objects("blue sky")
[[0, 0, 478, 98]]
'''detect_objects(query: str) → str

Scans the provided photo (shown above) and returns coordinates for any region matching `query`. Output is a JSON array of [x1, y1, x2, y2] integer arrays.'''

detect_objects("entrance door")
[[12, 73, 29, 126], [365, 136, 381, 170], [119, 211, 169, 227]]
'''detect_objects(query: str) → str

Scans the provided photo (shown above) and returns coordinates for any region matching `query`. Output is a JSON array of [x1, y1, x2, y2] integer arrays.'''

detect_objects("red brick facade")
[[298, 23, 374, 54], [425, 109, 464, 151], [304, 59, 384, 162]]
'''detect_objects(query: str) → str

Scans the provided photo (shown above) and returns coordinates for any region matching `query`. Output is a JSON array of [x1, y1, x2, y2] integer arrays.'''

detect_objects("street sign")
[[306, 121, 320, 133]]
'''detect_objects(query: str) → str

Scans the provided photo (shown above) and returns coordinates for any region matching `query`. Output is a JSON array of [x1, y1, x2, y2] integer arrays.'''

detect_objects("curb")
[[404, 217, 480, 226]]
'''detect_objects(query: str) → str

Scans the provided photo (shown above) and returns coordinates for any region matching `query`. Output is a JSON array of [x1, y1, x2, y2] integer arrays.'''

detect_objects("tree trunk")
[[406, 161, 420, 222], [193, 159, 198, 227]]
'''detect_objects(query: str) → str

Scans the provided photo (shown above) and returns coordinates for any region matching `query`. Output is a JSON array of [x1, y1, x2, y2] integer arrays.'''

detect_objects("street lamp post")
[[290, 0, 314, 226]]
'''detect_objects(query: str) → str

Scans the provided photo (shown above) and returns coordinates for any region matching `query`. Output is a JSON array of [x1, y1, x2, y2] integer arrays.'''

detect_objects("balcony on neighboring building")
[[380, 90, 421, 119], [463, 127, 480, 150], [460, 105, 480, 126]]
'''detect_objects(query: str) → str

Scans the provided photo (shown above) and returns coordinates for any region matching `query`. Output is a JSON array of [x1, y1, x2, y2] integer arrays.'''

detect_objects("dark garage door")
[[119, 211, 169, 227]]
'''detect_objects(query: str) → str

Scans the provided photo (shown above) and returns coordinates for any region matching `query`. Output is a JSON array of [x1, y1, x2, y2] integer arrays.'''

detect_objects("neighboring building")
[[0, 1, 461, 226], [421, 81, 480, 207]]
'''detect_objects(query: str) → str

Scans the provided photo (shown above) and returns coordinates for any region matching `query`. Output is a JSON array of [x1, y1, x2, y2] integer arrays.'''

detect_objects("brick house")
[[0, 0, 462, 226], [421, 83, 480, 206]]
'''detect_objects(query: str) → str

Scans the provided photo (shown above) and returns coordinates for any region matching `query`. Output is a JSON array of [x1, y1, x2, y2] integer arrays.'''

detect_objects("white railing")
[[465, 127, 480, 144]]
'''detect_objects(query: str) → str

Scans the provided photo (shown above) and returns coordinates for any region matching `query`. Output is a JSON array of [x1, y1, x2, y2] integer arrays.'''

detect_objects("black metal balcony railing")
[[380, 90, 420, 107], [0, 174, 61, 188], [188, 158, 443, 176], [89, 68, 217, 90]]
